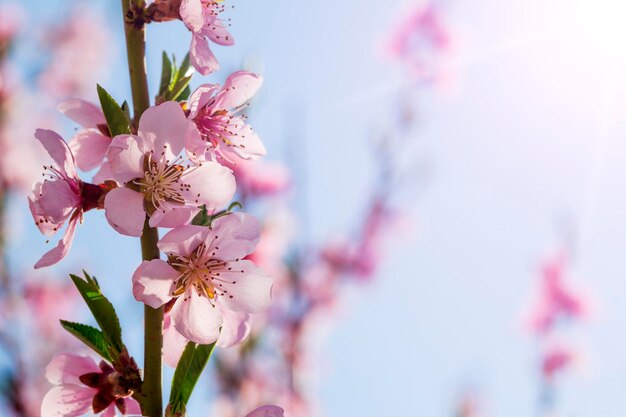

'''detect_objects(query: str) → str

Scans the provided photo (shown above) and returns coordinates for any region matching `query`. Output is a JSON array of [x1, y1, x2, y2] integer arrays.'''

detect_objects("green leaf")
[[60, 320, 112, 361], [177, 85, 191, 102], [159, 51, 174, 96], [167, 75, 193, 102], [70, 272, 123, 354], [168, 342, 216, 414], [97, 84, 131, 137], [177, 53, 193, 80]]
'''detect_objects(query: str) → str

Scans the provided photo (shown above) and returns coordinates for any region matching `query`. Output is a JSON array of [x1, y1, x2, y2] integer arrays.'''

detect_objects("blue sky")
[[9, 0, 626, 416]]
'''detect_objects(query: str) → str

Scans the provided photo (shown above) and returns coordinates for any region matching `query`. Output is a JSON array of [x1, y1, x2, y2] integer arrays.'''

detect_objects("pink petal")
[[138, 101, 191, 157], [207, 213, 261, 261], [148, 203, 198, 229], [187, 83, 220, 119], [217, 117, 266, 160], [41, 385, 96, 417], [163, 313, 189, 367], [107, 134, 145, 184], [181, 161, 235, 211], [213, 71, 263, 111], [45, 353, 100, 385], [35, 129, 77, 180], [124, 397, 142, 415], [171, 291, 223, 344], [204, 19, 234, 46], [104, 187, 146, 237], [218, 260, 272, 313], [92, 162, 113, 184], [58, 99, 106, 128], [158, 225, 210, 258], [29, 181, 77, 236], [68, 131, 111, 172], [190, 34, 219, 75], [132, 259, 178, 309], [34, 215, 79, 269], [245, 406, 285, 417], [180, 0, 205, 32], [216, 307, 250, 348], [101, 404, 117, 417]]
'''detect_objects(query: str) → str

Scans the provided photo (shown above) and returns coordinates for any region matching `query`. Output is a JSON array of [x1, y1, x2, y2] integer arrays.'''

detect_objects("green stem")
[[120, 1, 162, 416]]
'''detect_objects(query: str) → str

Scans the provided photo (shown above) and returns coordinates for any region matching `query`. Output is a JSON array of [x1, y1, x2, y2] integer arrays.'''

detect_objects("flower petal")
[[107, 134, 145, 184], [187, 83, 220, 119], [41, 385, 96, 417], [171, 291, 223, 344], [132, 260, 178, 309], [163, 313, 188, 368], [138, 101, 192, 158], [158, 224, 210, 258], [104, 187, 146, 237], [181, 161, 235, 211], [207, 213, 261, 261], [213, 71, 263, 111], [29, 181, 77, 236], [180, 0, 205, 32], [92, 162, 113, 184], [217, 117, 266, 160], [124, 397, 142, 416], [34, 215, 79, 269], [190, 33, 219, 75], [218, 260, 272, 313], [45, 353, 100, 385], [149, 203, 198, 229], [68, 131, 111, 172], [35, 129, 77, 180], [216, 307, 250, 348], [204, 19, 234, 46], [58, 99, 106, 128], [245, 406, 285, 417]]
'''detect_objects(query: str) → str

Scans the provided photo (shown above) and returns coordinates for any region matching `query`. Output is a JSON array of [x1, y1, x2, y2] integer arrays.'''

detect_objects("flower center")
[[133, 153, 189, 212], [170, 242, 238, 304]]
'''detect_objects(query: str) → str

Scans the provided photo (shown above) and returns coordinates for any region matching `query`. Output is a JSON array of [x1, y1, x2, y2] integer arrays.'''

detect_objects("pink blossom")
[[38, 7, 111, 99], [383, 1, 455, 84], [179, 0, 234, 75], [58, 99, 111, 173], [245, 406, 284, 417], [541, 345, 576, 380], [133, 212, 272, 344], [0, 2, 23, 48], [29, 129, 105, 268], [23, 280, 78, 338], [104, 101, 235, 236], [186, 71, 265, 163], [41, 354, 141, 417], [228, 159, 290, 198], [526, 253, 588, 334]]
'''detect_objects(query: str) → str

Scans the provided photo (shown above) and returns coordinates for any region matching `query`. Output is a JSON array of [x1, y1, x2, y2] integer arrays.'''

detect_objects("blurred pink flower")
[[59, 99, 111, 172], [0, 2, 23, 48], [526, 252, 588, 334], [187, 71, 265, 163], [104, 101, 235, 236], [383, 1, 455, 84], [29, 129, 104, 268], [245, 405, 284, 417], [541, 345, 576, 380], [41, 354, 141, 417], [133, 213, 272, 344], [23, 280, 78, 337], [228, 159, 290, 199], [38, 7, 111, 99], [179, 0, 234, 75]]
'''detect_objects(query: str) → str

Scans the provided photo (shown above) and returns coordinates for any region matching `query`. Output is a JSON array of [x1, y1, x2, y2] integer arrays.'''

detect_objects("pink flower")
[[0, 2, 23, 47], [58, 99, 112, 173], [29, 129, 105, 268], [163, 307, 251, 367], [186, 71, 265, 163], [245, 406, 284, 417], [133, 212, 272, 344], [383, 1, 455, 84], [526, 253, 588, 334], [228, 159, 290, 198], [104, 101, 235, 236], [41, 354, 141, 417], [541, 345, 576, 380], [179, 0, 234, 75]]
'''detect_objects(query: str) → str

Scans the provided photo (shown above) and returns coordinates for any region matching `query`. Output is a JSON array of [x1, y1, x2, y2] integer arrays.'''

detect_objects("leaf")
[[168, 342, 216, 415], [177, 53, 193, 80], [70, 272, 123, 354], [167, 75, 193, 102], [60, 320, 112, 361], [159, 51, 174, 96], [97, 84, 131, 137]]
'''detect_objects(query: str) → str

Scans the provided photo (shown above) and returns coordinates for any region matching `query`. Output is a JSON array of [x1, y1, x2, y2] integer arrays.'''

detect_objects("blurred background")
[[2, 0, 626, 416]]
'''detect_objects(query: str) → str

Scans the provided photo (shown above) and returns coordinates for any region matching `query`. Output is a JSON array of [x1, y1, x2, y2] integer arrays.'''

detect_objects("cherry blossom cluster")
[[20, 1, 283, 416]]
